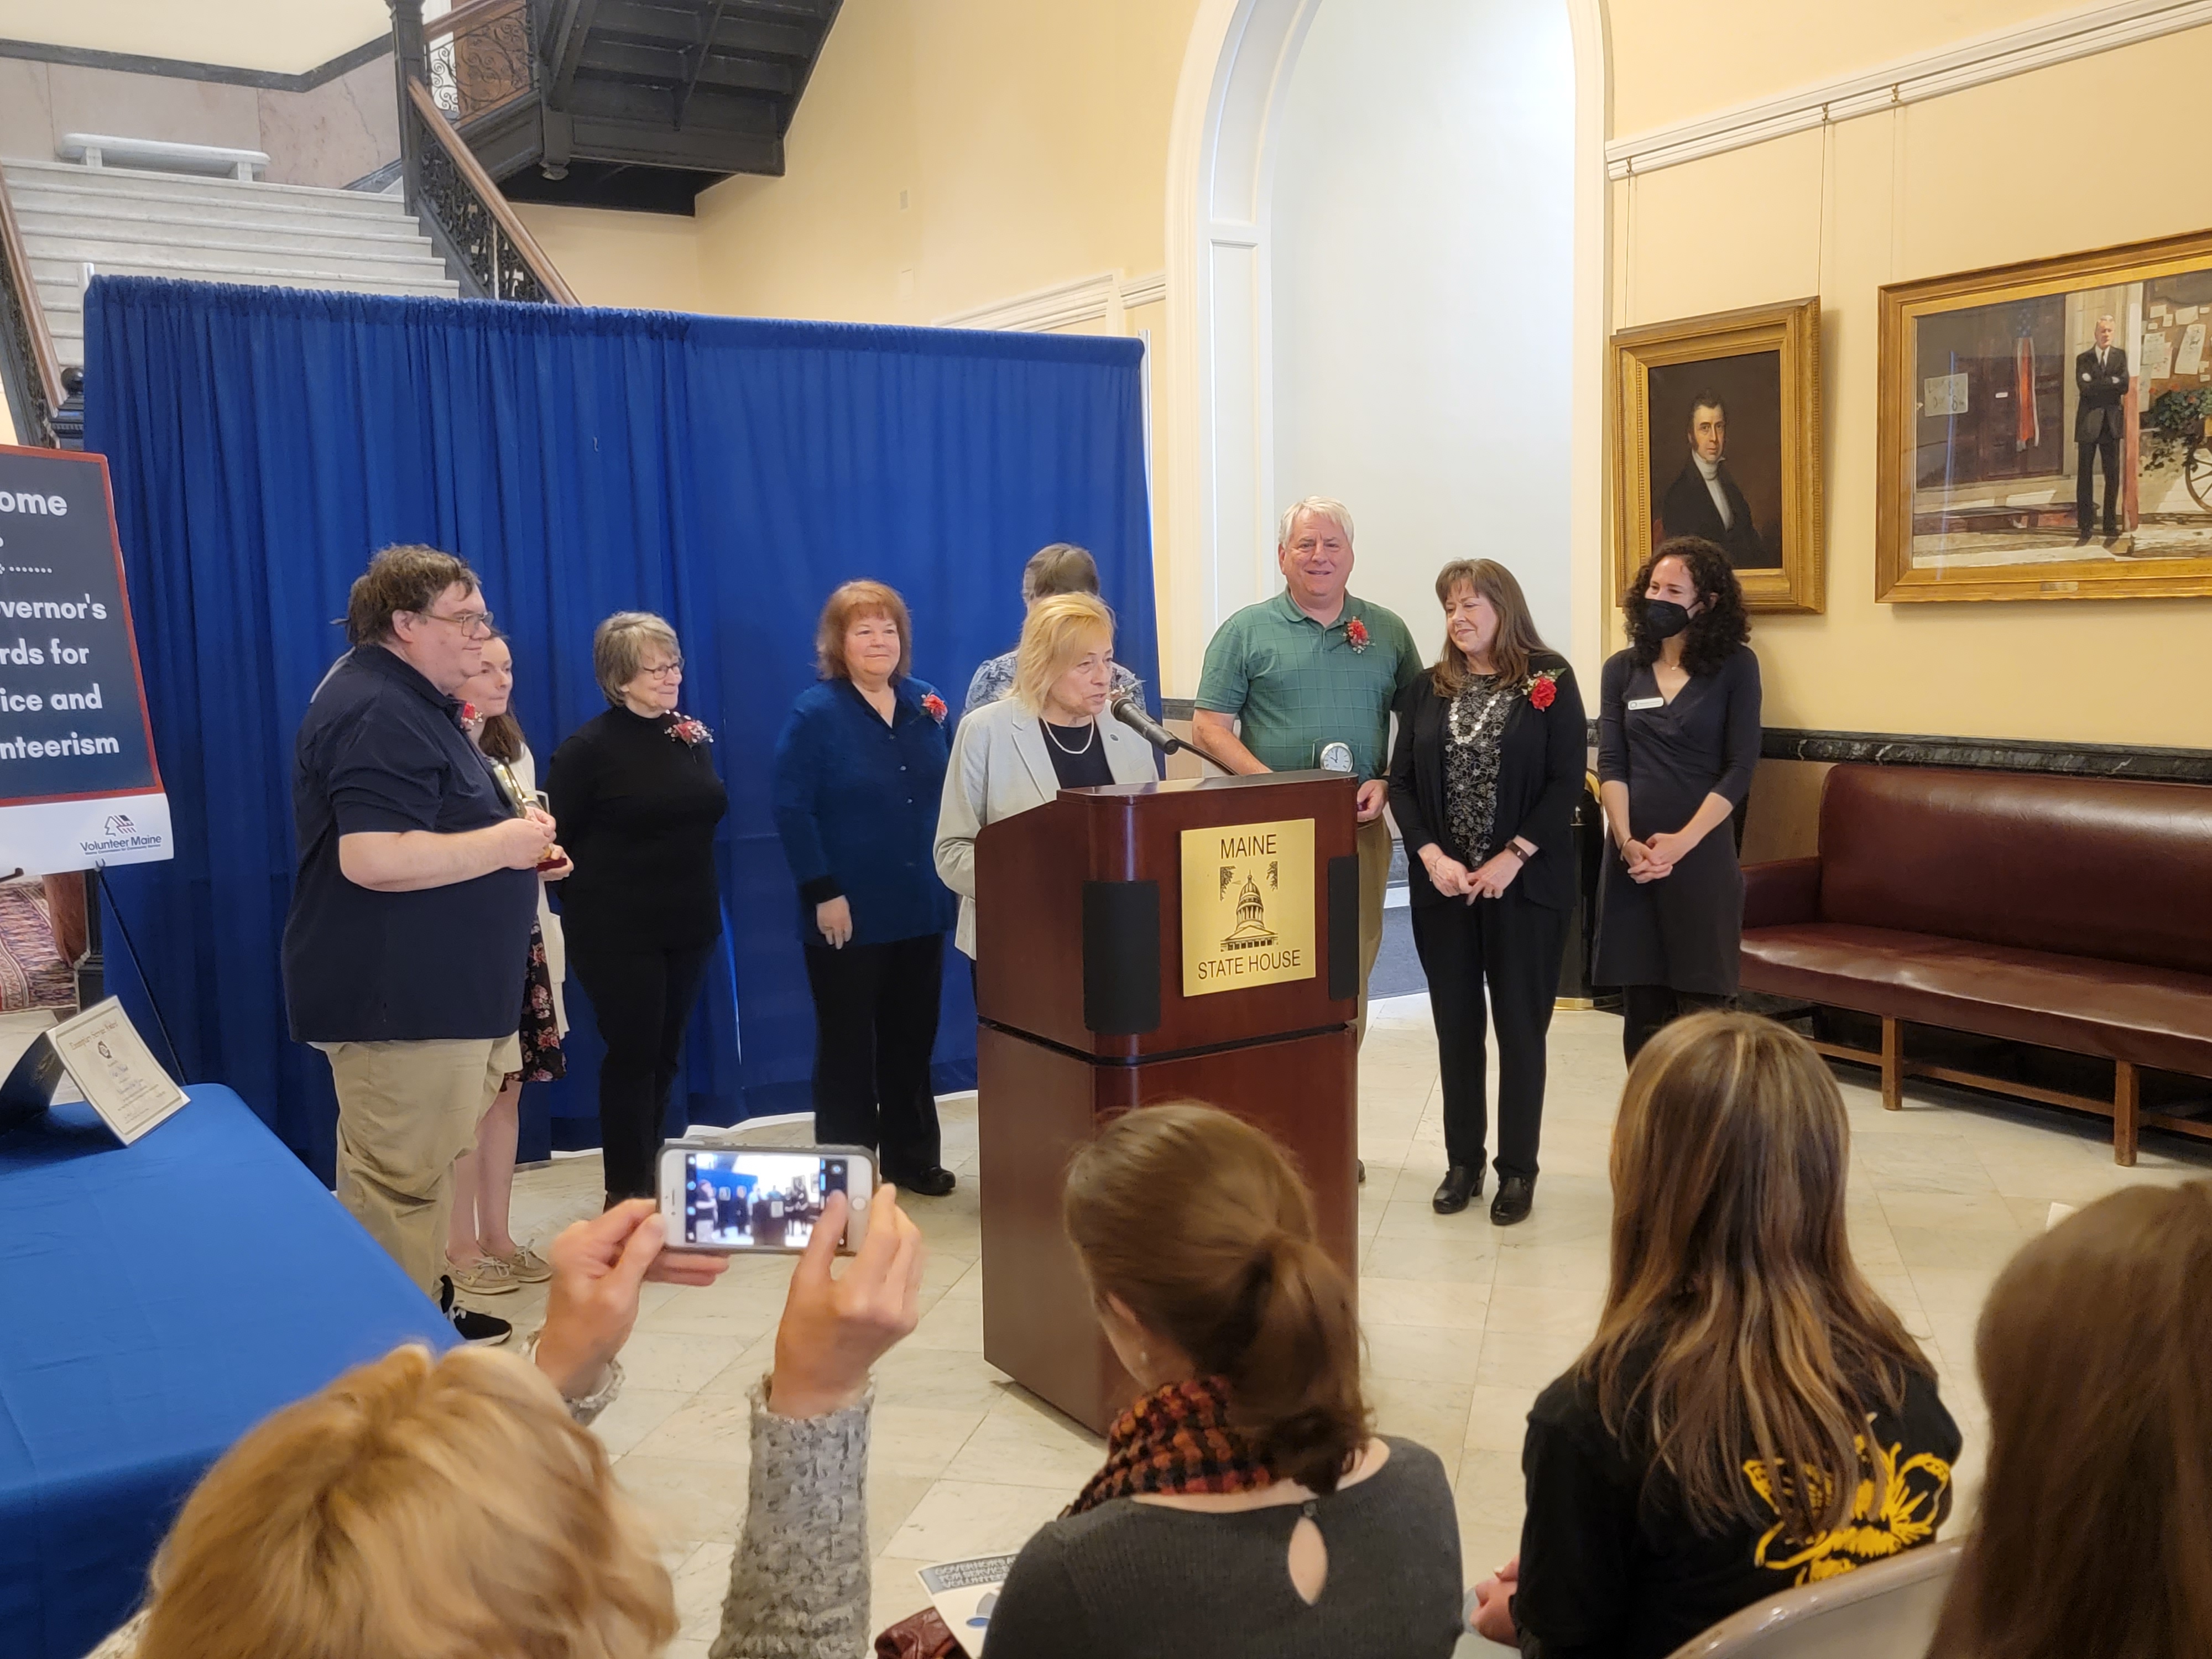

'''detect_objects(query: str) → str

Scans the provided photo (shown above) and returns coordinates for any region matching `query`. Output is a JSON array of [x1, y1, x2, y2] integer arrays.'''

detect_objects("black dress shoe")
[[1490, 1175, 1536, 1226], [1432, 1165, 1481, 1214], [889, 1165, 957, 1198]]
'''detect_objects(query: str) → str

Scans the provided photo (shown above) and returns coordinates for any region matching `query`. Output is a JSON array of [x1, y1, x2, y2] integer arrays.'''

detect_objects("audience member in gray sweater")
[[983, 1104, 1465, 1658], [86, 1192, 921, 1659]]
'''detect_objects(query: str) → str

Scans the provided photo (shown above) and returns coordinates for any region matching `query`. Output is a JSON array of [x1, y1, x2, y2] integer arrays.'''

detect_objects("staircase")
[[2, 159, 460, 375]]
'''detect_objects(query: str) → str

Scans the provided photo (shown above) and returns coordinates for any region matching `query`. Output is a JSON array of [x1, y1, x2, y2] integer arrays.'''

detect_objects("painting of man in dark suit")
[[2075, 313, 2130, 545], [1660, 392, 1772, 568]]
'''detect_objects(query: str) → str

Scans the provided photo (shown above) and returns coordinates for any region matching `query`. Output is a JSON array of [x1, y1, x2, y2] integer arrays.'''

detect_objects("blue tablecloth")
[[0, 1085, 457, 1659]]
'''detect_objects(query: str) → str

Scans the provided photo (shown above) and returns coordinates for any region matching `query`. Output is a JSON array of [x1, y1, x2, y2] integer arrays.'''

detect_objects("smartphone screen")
[[672, 1148, 859, 1251]]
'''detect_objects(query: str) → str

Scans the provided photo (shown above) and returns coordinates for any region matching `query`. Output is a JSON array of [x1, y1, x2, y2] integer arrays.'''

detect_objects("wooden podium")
[[973, 770, 1359, 1433]]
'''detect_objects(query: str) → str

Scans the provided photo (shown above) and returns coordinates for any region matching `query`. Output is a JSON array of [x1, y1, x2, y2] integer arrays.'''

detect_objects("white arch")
[[1159, 0, 1610, 690]]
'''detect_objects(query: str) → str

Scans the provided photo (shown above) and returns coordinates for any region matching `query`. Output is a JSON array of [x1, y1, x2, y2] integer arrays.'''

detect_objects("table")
[[0, 1086, 457, 1659]]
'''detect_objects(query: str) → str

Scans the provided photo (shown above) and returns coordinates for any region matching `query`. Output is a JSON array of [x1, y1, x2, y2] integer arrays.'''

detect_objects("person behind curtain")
[[91, 1188, 930, 1659], [281, 544, 553, 1348], [1593, 537, 1760, 1062], [546, 613, 729, 1207], [961, 542, 1143, 714], [444, 633, 571, 1296], [1927, 1182, 2212, 1659], [771, 580, 959, 1200], [1468, 1012, 1959, 1657], [984, 1104, 1463, 1658], [1387, 559, 1585, 1227], [934, 592, 1157, 962]]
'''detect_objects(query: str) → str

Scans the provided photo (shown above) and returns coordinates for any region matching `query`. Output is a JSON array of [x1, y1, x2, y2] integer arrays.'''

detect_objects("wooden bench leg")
[[2114, 1061, 2139, 1167], [1880, 1016, 1902, 1112]]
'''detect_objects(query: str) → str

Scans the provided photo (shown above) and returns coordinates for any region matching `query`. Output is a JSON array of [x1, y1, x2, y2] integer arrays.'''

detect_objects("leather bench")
[[1740, 763, 2212, 1165]]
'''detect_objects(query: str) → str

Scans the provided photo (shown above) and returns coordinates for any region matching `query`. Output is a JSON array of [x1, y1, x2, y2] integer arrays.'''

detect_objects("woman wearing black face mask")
[[1594, 537, 1760, 1060]]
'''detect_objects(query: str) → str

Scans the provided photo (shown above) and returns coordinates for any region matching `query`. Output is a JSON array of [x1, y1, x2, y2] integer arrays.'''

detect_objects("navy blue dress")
[[1593, 646, 1761, 996]]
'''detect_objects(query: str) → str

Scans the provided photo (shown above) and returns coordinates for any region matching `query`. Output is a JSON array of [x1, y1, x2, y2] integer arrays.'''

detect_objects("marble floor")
[[487, 994, 2212, 1657]]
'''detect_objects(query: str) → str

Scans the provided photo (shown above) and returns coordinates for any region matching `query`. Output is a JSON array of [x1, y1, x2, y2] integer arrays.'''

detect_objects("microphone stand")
[[1110, 695, 1234, 773]]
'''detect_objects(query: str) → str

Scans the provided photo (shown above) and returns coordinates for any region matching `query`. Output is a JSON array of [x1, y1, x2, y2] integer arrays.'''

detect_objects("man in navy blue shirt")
[[283, 545, 554, 1342]]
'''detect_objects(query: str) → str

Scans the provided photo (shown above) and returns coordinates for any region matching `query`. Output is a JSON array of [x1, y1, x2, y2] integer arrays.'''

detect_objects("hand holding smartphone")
[[659, 1144, 876, 1254]]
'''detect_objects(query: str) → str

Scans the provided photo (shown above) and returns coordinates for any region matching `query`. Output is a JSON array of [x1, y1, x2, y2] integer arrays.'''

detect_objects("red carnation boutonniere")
[[1527, 670, 1559, 711], [669, 714, 713, 747], [1344, 618, 1370, 654], [460, 701, 477, 723], [921, 692, 948, 723]]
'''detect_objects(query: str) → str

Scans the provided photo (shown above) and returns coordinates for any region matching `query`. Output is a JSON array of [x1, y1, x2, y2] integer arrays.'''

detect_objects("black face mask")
[[1637, 599, 1693, 643]]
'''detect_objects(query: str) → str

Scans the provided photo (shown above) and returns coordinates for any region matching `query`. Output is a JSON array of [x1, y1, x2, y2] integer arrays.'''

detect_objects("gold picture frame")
[[1878, 228, 2212, 602], [1610, 297, 1824, 615]]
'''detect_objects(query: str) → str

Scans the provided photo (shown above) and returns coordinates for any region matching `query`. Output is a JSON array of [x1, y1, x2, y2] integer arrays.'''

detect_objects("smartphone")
[[658, 1143, 874, 1254]]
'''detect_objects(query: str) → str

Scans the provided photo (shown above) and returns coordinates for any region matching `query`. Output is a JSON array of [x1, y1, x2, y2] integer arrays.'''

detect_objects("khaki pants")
[[316, 1034, 520, 1297], [1354, 816, 1392, 1050]]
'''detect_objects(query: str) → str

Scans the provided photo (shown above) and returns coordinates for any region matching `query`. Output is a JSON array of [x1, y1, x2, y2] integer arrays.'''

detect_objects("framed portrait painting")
[[1877, 227, 2212, 602], [1610, 298, 1824, 614]]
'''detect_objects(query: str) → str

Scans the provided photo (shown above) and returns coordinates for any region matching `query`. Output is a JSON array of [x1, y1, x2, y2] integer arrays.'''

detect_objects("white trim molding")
[[1608, 0, 2212, 178], [932, 270, 1167, 333]]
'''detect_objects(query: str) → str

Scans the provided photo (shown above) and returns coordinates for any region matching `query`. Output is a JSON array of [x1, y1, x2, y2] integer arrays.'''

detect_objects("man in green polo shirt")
[[1193, 495, 1423, 1053]]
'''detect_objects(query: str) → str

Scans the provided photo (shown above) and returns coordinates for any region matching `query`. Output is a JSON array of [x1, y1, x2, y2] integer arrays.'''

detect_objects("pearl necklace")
[[1043, 715, 1098, 755]]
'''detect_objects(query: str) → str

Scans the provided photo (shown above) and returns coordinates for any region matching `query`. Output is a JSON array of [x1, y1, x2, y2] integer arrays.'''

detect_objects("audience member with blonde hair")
[[1927, 1181, 2212, 1659], [771, 580, 959, 1195], [934, 591, 1155, 960], [1471, 1011, 1961, 1657], [984, 1103, 1464, 1657], [90, 1188, 926, 1659]]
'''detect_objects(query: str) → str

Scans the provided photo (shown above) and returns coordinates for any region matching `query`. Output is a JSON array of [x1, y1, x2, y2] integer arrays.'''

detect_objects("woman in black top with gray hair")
[[1594, 536, 1760, 1062], [546, 611, 728, 1206], [1389, 559, 1585, 1228]]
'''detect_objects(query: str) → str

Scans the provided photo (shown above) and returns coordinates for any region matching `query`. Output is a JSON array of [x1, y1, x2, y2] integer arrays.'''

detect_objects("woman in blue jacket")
[[772, 581, 958, 1197]]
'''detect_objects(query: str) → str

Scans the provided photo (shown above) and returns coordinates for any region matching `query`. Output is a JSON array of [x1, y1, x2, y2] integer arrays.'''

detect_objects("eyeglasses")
[[418, 608, 495, 639], [638, 660, 685, 680]]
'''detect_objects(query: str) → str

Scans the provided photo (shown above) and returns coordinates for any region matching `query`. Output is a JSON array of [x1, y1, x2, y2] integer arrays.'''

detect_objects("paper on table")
[[46, 997, 187, 1144], [917, 1554, 1019, 1656]]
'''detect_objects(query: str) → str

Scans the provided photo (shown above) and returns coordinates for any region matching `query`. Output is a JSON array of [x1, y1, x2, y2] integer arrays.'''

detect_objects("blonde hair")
[[816, 580, 914, 681], [593, 612, 682, 706], [134, 1344, 675, 1659], [1583, 1011, 1932, 1542], [1010, 591, 1114, 713]]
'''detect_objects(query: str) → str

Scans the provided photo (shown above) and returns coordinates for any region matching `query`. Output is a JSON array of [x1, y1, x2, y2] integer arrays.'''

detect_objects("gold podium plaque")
[[1179, 817, 1316, 997]]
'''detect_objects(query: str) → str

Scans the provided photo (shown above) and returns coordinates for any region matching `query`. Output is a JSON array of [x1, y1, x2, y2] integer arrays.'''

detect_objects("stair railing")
[[390, 0, 573, 305], [401, 76, 575, 304], [0, 163, 66, 448], [425, 0, 535, 127]]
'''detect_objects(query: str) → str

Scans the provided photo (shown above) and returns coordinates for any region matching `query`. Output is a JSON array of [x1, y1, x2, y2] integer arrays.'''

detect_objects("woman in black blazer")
[[1388, 559, 1587, 1226]]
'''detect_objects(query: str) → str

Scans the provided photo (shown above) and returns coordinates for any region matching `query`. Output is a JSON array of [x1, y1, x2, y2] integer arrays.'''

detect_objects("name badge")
[[1626, 696, 1665, 711]]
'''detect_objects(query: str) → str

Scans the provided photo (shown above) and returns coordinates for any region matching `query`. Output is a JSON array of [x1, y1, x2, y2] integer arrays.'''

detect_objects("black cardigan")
[[1387, 651, 1588, 912]]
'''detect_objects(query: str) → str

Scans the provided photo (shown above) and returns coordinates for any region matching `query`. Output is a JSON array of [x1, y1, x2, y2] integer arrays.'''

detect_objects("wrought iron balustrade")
[[0, 164, 65, 449]]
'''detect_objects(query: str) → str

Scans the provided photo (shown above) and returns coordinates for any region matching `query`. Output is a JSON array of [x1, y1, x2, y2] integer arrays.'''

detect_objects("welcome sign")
[[1178, 816, 1317, 998], [0, 446, 170, 873]]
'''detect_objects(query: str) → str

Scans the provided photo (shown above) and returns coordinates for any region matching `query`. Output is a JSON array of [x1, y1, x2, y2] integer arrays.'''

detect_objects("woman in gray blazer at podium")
[[935, 592, 1159, 959]]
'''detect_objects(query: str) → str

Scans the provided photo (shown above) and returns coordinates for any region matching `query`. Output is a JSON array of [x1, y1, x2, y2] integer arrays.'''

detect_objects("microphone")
[[1109, 691, 1186, 754]]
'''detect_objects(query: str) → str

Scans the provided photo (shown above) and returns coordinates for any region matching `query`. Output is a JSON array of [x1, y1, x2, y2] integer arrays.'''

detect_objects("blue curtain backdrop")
[[84, 278, 1156, 1180]]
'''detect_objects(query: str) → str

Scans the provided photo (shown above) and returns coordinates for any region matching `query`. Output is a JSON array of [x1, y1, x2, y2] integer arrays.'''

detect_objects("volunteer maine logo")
[[1219, 865, 1277, 950], [1180, 816, 1317, 998], [103, 814, 134, 836]]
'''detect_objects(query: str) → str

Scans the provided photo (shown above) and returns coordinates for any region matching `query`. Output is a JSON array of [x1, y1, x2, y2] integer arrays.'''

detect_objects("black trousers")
[[1621, 984, 1732, 1064], [804, 933, 945, 1181], [2078, 429, 2121, 538], [570, 940, 714, 1202], [1410, 889, 1568, 1180]]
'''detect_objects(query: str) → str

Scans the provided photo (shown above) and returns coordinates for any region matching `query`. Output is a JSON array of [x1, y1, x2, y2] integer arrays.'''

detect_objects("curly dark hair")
[[1623, 536, 1751, 676]]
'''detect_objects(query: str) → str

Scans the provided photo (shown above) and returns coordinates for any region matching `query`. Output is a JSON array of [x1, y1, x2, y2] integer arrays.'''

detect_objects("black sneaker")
[[438, 1273, 513, 1345], [889, 1165, 957, 1198]]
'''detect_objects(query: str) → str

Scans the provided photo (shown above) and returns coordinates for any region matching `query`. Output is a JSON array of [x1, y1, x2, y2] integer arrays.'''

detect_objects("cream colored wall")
[[1610, 17, 2212, 748], [510, 205, 707, 315], [0, 2, 387, 76]]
